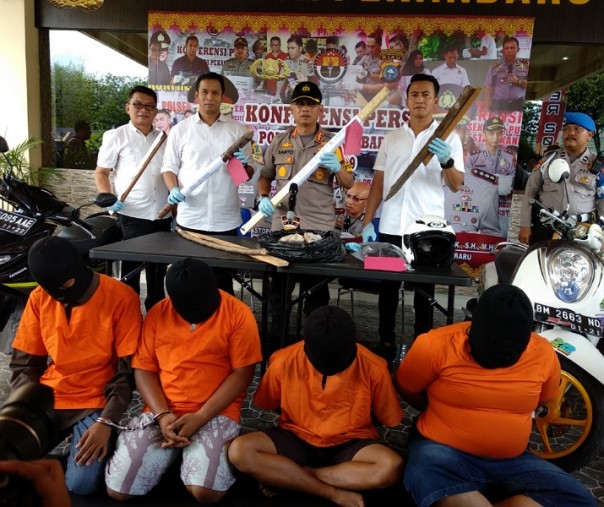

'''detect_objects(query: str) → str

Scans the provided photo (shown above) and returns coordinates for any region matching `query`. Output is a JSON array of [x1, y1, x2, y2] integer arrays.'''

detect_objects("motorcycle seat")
[[57, 215, 119, 256], [494, 245, 525, 284]]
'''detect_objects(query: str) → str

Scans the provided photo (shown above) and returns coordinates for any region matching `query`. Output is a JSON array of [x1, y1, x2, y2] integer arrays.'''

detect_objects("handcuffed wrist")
[[153, 410, 173, 422]]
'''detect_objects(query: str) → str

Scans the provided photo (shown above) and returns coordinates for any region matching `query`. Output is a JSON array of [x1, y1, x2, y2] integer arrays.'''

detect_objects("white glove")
[[497, 174, 514, 196]]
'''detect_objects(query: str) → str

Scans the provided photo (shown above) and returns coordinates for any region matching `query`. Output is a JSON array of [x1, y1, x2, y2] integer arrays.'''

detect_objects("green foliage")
[[52, 62, 145, 144], [417, 32, 467, 60], [520, 100, 541, 147], [566, 72, 604, 153], [0, 138, 58, 186]]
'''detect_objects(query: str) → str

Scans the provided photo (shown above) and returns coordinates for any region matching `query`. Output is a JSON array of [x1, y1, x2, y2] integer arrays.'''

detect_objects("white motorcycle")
[[467, 158, 604, 471]]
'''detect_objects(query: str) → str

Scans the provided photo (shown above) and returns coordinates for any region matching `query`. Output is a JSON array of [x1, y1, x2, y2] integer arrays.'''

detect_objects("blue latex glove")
[[428, 137, 452, 165], [107, 199, 124, 213], [344, 242, 362, 252], [168, 187, 186, 205], [319, 152, 341, 173], [258, 197, 274, 216], [362, 222, 377, 242], [233, 149, 248, 166]]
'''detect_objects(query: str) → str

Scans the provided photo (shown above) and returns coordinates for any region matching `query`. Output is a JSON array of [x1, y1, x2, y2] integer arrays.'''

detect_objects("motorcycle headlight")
[[0, 255, 12, 265], [547, 247, 594, 303]]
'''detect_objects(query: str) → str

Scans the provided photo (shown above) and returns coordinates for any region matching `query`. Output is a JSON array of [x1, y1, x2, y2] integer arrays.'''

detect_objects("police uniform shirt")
[[444, 174, 502, 235], [261, 126, 346, 231], [520, 148, 598, 228], [444, 148, 515, 235], [221, 58, 254, 77], [485, 59, 529, 102], [360, 54, 382, 84], [285, 55, 313, 78], [432, 63, 470, 88]]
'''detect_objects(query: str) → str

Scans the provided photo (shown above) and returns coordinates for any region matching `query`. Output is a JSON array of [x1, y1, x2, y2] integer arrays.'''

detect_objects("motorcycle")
[[466, 156, 604, 471], [0, 136, 119, 353]]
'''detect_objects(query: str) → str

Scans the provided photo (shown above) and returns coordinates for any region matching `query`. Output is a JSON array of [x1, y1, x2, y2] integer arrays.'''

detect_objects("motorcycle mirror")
[[94, 193, 118, 208], [0, 136, 9, 154], [548, 158, 571, 183]]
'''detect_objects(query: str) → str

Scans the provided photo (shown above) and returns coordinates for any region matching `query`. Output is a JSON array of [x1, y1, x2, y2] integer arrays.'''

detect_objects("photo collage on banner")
[[148, 12, 534, 274]]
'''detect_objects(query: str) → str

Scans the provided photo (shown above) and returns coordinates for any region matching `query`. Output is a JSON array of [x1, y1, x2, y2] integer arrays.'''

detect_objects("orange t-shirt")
[[13, 275, 142, 410], [254, 342, 403, 447], [395, 322, 560, 458], [133, 291, 262, 422]]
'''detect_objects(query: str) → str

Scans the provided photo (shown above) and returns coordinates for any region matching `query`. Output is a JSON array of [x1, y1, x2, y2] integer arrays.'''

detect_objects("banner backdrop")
[[148, 12, 534, 273]]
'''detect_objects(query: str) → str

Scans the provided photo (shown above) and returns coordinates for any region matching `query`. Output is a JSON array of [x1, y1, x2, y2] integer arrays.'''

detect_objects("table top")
[[90, 231, 472, 286]]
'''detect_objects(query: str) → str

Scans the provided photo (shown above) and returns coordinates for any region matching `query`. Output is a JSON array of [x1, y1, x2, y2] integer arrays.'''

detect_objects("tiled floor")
[[1, 281, 603, 506]]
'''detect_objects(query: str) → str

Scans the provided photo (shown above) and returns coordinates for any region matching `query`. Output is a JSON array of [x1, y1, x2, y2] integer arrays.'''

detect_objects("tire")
[[0, 294, 26, 354], [530, 354, 604, 471]]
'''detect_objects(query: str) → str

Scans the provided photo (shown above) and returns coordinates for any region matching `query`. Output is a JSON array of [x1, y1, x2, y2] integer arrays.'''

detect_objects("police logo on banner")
[[313, 49, 347, 85]]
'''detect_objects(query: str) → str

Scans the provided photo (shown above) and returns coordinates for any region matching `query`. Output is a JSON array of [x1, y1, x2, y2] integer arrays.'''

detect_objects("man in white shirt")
[[361, 74, 464, 360], [469, 31, 497, 60], [94, 85, 172, 310], [432, 46, 470, 89], [161, 72, 255, 295]]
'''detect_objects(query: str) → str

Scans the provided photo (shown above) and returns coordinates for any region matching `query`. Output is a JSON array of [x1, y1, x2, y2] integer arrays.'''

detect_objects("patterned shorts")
[[105, 412, 240, 495]]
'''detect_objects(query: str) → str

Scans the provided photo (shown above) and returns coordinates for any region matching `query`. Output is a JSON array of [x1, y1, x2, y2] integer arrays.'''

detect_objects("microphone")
[[287, 183, 299, 222]]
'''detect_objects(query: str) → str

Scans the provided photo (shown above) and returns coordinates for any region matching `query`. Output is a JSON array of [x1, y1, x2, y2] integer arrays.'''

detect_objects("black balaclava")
[[304, 306, 357, 387], [165, 258, 221, 324], [468, 284, 533, 369], [28, 236, 93, 306]]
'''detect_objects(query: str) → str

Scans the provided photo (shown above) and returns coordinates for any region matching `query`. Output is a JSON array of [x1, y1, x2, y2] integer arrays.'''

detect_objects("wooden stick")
[[119, 131, 167, 202], [240, 87, 390, 236], [384, 85, 481, 202], [176, 228, 289, 267]]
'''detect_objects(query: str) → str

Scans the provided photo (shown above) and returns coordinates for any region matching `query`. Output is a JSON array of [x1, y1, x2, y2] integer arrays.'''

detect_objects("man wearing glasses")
[[361, 74, 464, 360], [519, 111, 602, 245], [257, 81, 354, 348], [341, 181, 370, 237], [94, 85, 172, 311]]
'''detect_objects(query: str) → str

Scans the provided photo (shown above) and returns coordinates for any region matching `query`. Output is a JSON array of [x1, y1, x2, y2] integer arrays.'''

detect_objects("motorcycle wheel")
[[530, 354, 604, 471]]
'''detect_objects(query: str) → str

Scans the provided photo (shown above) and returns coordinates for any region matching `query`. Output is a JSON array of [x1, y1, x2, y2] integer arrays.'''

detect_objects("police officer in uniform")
[[446, 117, 515, 236], [257, 82, 354, 346], [519, 111, 603, 245], [221, 37, 254, 77], [484, 37, 529, 112]]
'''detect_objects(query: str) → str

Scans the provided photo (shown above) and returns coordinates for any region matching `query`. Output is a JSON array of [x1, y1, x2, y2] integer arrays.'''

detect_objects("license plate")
[[534, 302, 603, 337], [0, 210, 36, 236]]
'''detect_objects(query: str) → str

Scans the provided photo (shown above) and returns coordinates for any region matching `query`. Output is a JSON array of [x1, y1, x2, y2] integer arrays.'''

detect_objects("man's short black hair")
[[407, 74, 440, 97], [185, 35, 199, 46], [195, 72, 225, 95], [326, 36, 339, 47], [287, 35, 304, 48], [355, 41, 366, 50], [128, 85, 157, 104], [502, 36, 519, 49]]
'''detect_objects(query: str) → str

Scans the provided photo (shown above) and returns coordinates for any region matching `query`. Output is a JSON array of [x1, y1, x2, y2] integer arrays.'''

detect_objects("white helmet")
[[548, 158, 571, 183], [402, 215, 456, 267]]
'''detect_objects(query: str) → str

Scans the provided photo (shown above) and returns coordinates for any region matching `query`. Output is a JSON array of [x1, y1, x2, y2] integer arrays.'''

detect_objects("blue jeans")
[[65, 411, 114, 495], [404, 438, 595, 507]]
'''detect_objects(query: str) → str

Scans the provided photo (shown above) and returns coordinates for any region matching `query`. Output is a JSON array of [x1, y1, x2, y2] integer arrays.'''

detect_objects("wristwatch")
[[440, 158, 455, 169]]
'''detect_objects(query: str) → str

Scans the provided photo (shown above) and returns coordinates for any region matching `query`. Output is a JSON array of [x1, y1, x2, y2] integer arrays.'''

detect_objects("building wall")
[[0, 0, 42, 169]]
